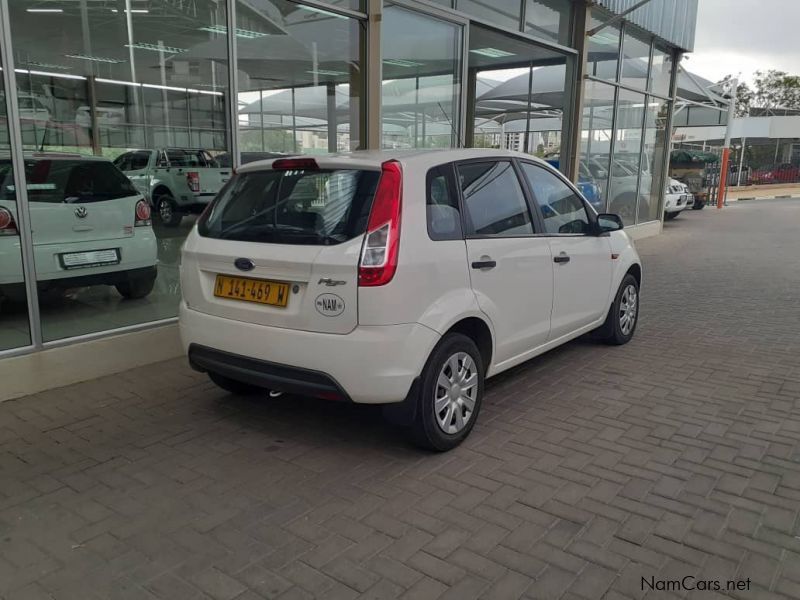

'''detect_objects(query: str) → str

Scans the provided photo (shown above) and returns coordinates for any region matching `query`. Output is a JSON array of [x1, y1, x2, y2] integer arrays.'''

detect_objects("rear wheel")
[[597, 274, 639, 345], [411, 333, 484, 452], [115, 272, 156, 299], [208, 372, 263, 396], [156, 194, 183, 227]]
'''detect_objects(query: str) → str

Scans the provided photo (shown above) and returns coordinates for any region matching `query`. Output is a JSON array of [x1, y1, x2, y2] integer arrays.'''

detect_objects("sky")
[[687, 0, 800, 85]]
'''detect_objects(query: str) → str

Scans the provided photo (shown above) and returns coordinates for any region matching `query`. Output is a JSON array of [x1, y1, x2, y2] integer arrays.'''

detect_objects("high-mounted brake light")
[[0, 207, 18, 236], [272, 158, 318, 171], [359, 160, 402, 287], [187, 171, 200, 192], [134, 199, 151, 226]]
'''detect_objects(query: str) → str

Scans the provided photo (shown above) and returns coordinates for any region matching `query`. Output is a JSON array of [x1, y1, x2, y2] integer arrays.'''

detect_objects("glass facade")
[[580, 8, 675, 225], [381, 4, 462, 149], [0, 0, 680, 355]]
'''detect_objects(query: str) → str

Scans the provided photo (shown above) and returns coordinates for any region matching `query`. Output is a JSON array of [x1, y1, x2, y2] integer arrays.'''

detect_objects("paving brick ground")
[[1, 200, 800, 600]]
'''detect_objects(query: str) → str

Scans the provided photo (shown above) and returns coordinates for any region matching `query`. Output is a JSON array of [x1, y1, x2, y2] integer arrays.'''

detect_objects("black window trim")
[[425, 162, 464, 242], [454, 157, 541, 240], [514, 158, 600, 238]]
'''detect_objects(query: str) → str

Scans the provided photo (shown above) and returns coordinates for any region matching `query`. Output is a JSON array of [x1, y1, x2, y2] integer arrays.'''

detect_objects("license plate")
[[214, 275, 290, 307], [60, 248, 120, 269]]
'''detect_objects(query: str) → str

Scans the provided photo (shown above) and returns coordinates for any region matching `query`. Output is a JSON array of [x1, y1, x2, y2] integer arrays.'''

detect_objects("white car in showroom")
[[0, 154, 158, 302], [663, 178, 693, 220], [179, 150, 642, 451]]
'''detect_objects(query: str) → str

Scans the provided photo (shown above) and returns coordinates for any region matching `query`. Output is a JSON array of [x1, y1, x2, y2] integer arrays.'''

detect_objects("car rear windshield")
[[0, 159, 139, 203], [199, 168, 381, 245]]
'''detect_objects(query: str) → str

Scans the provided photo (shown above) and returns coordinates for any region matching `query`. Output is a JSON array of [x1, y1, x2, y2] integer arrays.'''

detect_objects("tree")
[[719, 70, 800, 117], [717, 75, 753, 117]]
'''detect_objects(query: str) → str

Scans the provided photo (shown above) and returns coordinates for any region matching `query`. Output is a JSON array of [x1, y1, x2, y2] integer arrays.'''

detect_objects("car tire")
[[597, 274, 640, 346], [115, 273, 156, 299], [156, 194, 183, 227], [692, 200, 705, 210], [664, 211, 679, 220], [410, 333, 484, 452], [208, 372, 263, 396]]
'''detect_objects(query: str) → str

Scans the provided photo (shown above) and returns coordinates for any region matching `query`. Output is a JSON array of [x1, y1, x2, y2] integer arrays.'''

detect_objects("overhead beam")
[[587, 0, 658, 37]]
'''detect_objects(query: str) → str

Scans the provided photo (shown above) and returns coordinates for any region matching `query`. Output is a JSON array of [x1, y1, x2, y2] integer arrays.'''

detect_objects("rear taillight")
[[134, 199, 151, 227], [0, 207, 18, 236], [187, 171, 200, 192], [359, 160, 402, 287]]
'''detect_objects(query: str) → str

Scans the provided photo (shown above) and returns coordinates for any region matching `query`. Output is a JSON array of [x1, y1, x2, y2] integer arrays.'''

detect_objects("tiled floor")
[[0, 200, 799, 599]]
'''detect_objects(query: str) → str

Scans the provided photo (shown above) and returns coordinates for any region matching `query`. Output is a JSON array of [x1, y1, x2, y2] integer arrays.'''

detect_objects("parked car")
[[179, 150, 642, 451], [113, 148, 232, 227], [545, 158, 604, 211], [75, 103, 126, 130], [749, 163, 800, 185], [216, 151, 292, 168], [0, 153, 157, 302], [663, 178, 693, 220]]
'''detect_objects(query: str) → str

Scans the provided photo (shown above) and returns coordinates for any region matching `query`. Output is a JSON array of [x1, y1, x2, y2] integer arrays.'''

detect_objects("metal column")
[[226, 0, 240, 168], [0, 0, 42, 348]]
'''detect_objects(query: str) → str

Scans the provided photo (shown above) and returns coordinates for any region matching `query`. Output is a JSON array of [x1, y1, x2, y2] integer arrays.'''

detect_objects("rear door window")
[[199, 168, 381, 245], [426, 164, 462, 241], [457, 161, 534, 236], [1, 159, 139, 203]]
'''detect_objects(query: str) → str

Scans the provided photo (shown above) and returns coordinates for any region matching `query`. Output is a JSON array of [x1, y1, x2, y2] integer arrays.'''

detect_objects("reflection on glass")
[[638, 97, 668, 223], [524, 0, 572, 46], [620, 29, 651, 91], [457, 0, 521, 32], [607, 89, 646, 224], [579, 79, 615, 209], [650, 44, 673, 97], [586, 11, 620, 82], [8, 0, 231, 341], [236, 0, 363, 155], [382, 5, 462, 149], [0, 52, 33, 350], [469, 24, 568, 160]]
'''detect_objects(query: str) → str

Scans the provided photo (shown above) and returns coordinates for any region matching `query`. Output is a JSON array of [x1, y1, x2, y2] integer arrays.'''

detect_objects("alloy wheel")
[[619, 284, 638, 336], [434, 352, 478, 435]]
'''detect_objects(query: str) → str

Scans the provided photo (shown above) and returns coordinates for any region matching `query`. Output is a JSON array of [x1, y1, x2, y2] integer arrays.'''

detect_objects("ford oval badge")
[[315, 293, 345, 317], [234, 258, 255, 272]]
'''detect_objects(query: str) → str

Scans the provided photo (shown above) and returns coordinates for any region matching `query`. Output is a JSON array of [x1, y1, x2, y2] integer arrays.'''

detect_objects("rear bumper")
[[179, 302, 441, 404], [189, 344, 350, 401]]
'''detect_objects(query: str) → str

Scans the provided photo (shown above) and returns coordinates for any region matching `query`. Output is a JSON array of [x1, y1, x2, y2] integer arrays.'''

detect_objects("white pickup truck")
[[113, 148, 231, 227]]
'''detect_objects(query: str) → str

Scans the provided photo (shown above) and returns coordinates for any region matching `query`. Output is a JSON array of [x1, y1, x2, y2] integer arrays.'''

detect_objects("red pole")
[[717, 148, 730, 209]]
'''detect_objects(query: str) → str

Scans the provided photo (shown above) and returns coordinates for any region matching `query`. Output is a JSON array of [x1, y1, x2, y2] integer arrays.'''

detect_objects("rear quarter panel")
[[357, 155, 481, 334]]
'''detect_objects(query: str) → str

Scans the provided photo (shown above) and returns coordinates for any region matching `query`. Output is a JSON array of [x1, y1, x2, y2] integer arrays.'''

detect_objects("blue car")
[[545, 159, 604, 211]]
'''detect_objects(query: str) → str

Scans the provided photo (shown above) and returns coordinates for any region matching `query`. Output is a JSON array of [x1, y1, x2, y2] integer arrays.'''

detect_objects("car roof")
[[237, 148, 552, 173]]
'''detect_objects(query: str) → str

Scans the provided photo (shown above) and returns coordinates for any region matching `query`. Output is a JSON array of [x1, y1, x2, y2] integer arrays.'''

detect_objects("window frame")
[[425, 162, 464, 242], [515, 159, 599, 237], [454, 157, 540, 239]]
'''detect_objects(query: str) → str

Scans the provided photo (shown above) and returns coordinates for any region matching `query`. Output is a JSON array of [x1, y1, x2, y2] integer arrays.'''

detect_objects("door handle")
[[553, 253, 571, 264], [471, 260, 496, 270]]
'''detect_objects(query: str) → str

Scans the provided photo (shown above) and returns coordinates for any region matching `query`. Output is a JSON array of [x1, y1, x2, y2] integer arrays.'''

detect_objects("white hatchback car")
[[0, 154, 158, 302], [180, 150, 642, 450]]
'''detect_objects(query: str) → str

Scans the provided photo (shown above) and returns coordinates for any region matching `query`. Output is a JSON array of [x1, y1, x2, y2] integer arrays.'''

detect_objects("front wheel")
[[596, 274, 640, 345], [410, 333, 484, 452], [664, 211, 679, 221]]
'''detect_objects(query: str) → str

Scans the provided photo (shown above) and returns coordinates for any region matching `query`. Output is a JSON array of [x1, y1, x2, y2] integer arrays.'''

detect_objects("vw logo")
[[234, 257, 255, 272], [74, 206, 88, 219]]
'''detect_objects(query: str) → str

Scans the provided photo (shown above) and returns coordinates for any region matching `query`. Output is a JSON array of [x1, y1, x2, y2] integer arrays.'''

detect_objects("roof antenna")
[[438, 102, 463, 148]]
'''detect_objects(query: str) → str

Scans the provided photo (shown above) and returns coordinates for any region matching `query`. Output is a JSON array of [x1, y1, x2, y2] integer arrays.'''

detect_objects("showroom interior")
[[0, 0, 697, 391]]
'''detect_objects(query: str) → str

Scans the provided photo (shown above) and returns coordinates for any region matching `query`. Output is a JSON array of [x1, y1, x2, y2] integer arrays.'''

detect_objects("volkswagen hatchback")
[[180, 150, 642, 451], [0, 154, 157, 302]]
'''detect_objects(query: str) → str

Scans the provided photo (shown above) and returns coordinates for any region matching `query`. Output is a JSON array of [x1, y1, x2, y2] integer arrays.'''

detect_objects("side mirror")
[[596, 213, 624, 234]]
